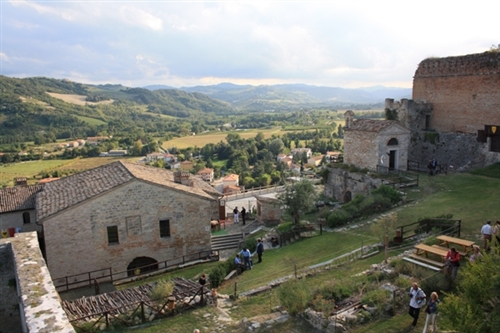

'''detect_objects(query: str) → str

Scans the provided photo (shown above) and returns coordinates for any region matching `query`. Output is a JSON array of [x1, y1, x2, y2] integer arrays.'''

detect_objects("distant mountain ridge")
[[144, 83, 412, 109]]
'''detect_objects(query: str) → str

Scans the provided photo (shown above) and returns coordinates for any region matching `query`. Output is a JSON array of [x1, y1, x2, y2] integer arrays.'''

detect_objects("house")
[[222, 173, 239, 187], [35, 161, 222, 281], [291, 148, 312, 159], [279, 156, 293, 169], [108, 149, 128, 156], [343, 111, 410, 172], [0, 184, 44, 236], [145, 152, 169, 163], [223, 184, 241, 195], [179, 161, 194, 171], [326, 151, 342, 163], [197, 168, 214, 182], [307, 155, 325, 167], [86, 136, 109, 145]]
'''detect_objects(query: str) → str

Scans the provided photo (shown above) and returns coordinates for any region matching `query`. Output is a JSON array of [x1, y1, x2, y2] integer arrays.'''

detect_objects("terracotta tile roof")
[[223, 174, 239, 181], [346, 119, 403, 132], [36, 161, 221, 221], [0, 185, 44, 213], [197, 168, 214, 174]]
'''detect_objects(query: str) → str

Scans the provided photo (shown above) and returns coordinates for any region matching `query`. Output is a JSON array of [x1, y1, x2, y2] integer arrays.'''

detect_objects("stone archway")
[[127, 256, 158, 276], [343, 191, 352, 203]]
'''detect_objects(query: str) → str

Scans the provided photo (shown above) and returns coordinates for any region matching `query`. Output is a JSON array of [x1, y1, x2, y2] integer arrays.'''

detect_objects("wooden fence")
[[54, 250, 219, 293]]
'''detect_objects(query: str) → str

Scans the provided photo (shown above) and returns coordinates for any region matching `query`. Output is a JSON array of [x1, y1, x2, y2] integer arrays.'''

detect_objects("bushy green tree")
[[277, 179, 318, 227], [439, 253, 500, 333]]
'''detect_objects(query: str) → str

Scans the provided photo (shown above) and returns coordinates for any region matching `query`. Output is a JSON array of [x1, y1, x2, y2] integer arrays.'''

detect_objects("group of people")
[[232, 206, 247, 225], [481, 220, 500, 252], [408, 282, 440, 332], [234, 238, 265, 273]]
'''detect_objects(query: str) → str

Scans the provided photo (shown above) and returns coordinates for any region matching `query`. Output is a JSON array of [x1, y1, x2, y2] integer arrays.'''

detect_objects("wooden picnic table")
[[415, 243, 448, 262], [437, 235, 475, 254]]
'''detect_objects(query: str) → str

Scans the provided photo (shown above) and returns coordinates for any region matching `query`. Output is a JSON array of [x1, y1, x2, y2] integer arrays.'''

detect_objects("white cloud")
[[3, 0, 500, 88]]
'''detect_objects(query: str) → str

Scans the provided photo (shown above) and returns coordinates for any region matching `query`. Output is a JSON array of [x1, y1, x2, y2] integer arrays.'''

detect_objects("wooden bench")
[[224, 269, 238, 281], [432, 244, 467, 257], [437, 235, 475, 254], [414, 243, 448, 261], [407, 253, 446, 269]]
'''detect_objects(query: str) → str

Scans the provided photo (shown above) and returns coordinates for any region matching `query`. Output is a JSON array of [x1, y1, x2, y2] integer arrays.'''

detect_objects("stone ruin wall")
[[385, 52, 500, 171], [325, 168, 382, 203], [413, 52, 500, 134]]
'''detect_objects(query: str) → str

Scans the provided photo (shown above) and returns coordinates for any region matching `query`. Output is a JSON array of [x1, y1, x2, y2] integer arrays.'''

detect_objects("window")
[[159, 220, 171, 238], [107, 226, 119, 244], [23, 212, 31, 224], [387, 138, 398, 146]]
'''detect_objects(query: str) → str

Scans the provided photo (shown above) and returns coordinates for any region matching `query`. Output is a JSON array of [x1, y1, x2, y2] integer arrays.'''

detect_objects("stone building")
[[35, 161, 222, 281], [387, 51, 500, 171], [343, 111, 410, 172], [255, 195, 282, 224], [0, 184, 44, 236]]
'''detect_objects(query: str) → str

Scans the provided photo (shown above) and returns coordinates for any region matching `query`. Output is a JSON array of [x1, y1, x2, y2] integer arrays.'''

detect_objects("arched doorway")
[[343, 191, 352, 203], [127, 257, 158, 276]]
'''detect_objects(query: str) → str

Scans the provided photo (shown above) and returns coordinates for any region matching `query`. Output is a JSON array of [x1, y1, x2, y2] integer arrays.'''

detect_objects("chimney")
[[174, 171, 194, 186], [344, 110, 354, 129], [14, 177, 28, 186]]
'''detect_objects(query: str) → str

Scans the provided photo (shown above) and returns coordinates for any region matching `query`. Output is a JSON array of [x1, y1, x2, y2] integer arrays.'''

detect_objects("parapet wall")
[[414, 52, 500, 78], [1, 232, 76, 333]]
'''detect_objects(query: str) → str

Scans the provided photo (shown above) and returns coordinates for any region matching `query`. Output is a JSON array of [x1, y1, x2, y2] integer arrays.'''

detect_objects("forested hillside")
[[0, 76, 233, 144]]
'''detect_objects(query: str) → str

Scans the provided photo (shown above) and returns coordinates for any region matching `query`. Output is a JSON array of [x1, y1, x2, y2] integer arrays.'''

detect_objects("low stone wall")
[[7, 232, 75, 333]]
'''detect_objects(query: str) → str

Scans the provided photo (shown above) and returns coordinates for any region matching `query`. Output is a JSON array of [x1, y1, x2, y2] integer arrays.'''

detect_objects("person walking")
[[233, 206, 239, 223], [422, 292, 440, 333], [445, 247, 460, 279], [256, 238, 264, 263], [241, 207, 246, 225], [481, 221, 493, 251], [408, 282, 426, 329]]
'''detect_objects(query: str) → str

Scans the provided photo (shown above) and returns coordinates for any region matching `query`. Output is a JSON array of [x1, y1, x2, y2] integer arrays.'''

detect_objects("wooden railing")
[[394, 218, 461, 244], [54, 250, 219, 293]]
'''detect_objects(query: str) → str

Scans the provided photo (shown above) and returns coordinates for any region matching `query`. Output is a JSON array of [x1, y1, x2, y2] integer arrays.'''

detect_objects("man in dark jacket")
[[256, 238, 264, 263]]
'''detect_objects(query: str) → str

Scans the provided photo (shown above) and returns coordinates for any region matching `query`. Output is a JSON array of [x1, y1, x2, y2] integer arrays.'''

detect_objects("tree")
[[439, 252, 500, 333], [268, 138, 285, 156], [370, 212, 397, 263], [277, 179, 318, 227]]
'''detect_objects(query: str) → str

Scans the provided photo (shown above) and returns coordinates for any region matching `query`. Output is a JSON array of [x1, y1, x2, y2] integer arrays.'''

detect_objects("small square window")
[[159, 220, 170, 238], [107, 226, 119, 244]]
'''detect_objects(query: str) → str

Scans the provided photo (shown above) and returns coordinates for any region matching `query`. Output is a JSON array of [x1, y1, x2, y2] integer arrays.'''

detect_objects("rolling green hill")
[[0, 76, 234, 144]]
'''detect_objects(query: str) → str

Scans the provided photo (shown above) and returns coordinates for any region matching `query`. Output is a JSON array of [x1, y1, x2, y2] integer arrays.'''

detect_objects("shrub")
[[327, 209, 352, 227], [209, 255, 236, 288], [278, 279, 312, 316], [371, 184, 402, 204], [361, 289, 391, 307], [242, 237, 257, 253], [148, 279, 174, 302]]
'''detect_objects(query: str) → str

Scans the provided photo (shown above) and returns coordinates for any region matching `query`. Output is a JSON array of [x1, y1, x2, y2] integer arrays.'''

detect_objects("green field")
[[162, 128, 285, 149], [0, 157, 141, 187]]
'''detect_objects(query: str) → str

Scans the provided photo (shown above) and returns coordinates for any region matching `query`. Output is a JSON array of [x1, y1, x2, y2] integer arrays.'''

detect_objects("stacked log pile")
[[62, 277, 209, 321]]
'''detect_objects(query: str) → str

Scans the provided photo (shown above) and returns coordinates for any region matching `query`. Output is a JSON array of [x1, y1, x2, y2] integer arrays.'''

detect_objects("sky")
[[1, 0, 499, 89]]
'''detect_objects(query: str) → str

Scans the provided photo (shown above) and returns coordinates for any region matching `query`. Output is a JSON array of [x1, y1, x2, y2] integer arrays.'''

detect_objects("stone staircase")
[[211, 233, 244, 251]]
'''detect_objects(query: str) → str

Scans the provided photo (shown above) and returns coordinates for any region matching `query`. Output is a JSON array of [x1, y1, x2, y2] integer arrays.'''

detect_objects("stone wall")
[[412, 52, 500, 134], [0, 232, 75, 333], [256, 196, 282, 223], [409, 131, 500, 171], [324, 168, 382, 203], [43, 180, 217, 280]]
